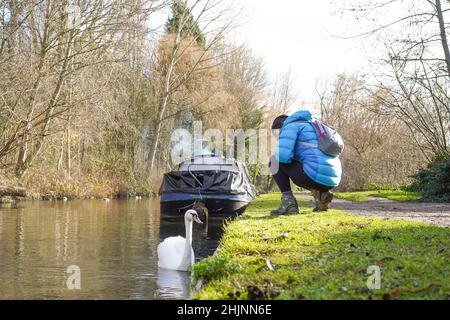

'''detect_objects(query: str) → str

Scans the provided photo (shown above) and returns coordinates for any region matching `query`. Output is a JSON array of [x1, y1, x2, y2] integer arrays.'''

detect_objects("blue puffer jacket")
[[275, 110, 342, 187]]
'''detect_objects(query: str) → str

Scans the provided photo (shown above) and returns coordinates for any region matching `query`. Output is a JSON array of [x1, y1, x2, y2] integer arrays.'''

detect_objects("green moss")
[[191, 194, 449, 300], [335, 190, 422, 202]]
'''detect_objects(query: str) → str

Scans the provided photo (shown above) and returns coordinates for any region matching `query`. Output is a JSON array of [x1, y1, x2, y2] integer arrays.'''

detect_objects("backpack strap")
[[297, 141, 318, 148], [312, 120, 327, 137], [289, 120, 319, 148]]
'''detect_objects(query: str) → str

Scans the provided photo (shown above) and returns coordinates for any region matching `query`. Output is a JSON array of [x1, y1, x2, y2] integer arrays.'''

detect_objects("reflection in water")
[[156, 268, 190, 299], [0, 199, 224, 300]]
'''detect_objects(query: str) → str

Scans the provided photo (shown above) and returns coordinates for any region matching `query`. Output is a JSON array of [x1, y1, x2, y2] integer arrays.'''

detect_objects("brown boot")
[[311, 190, 321, 211], [317, 191, 334, 212]]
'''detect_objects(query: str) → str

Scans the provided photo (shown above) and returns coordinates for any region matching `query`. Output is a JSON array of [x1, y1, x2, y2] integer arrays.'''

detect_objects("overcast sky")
[[150, 0, 376, 108], [232, 0, 372, 106]]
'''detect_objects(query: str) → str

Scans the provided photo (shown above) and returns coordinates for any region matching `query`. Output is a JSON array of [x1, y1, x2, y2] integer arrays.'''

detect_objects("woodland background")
[[0, 0, 448, 200]]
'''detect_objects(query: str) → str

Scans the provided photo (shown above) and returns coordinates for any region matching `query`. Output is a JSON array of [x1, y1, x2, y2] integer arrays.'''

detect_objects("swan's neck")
[[185, 217, 193, 247], [179, 218, 193, 269]]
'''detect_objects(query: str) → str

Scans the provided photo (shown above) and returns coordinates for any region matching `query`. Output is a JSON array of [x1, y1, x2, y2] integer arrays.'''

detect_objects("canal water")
[[0, 199, 223, 300]]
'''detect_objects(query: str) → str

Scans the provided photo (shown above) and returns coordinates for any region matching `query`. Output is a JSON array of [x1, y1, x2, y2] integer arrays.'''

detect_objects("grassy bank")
[[0, 169, 157, 200], [335, 190, 422, 202], [191, 194, 449, 300]]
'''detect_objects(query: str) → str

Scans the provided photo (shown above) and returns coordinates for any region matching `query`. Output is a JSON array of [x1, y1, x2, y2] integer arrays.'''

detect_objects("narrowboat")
[[159, 154, 256, 217]]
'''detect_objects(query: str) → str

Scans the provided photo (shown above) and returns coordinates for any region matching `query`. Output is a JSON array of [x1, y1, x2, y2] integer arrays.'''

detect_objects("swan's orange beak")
[[193, 215, 203, 224]]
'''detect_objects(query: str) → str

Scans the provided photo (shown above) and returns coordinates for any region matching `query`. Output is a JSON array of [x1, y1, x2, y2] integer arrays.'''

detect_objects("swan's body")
[[157, 210, 202, 271], [157, 236, 195, 271]]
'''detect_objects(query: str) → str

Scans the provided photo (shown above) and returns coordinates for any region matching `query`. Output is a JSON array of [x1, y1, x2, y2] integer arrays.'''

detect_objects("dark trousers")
[[270, 158, 332, 193]]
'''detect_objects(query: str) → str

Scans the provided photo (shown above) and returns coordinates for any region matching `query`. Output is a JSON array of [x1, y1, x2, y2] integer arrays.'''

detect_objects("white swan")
[[157, 210, 203, 271]]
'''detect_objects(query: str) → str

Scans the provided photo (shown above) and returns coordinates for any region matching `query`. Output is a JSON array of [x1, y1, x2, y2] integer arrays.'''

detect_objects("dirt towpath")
[[296, 194, 450, 228]]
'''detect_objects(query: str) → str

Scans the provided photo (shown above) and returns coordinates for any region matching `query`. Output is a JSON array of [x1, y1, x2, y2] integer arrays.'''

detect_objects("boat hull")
[[160, 193, 251, 218]]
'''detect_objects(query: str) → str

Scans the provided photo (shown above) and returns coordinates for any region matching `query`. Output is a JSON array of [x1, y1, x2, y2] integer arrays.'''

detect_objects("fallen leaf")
[[267, 288, 280, 298], [247, 285, 265, 300]]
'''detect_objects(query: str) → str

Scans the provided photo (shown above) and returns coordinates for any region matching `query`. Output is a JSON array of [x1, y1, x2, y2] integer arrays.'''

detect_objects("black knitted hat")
[[271, 115, 288, 130]]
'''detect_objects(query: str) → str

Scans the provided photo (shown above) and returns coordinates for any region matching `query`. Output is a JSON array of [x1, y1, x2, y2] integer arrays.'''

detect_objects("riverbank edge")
[[190, 193, 450, 300], [0, 193, 158, 203], [0, 169, 160, 202], [0, 191, 158, 203]]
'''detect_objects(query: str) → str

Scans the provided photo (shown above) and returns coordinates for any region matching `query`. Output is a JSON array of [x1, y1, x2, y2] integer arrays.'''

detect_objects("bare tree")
[[269, 68, 297, 114], [318, 74, 426, 190], [148, 0, 238, 171], [0, 0, 277, 196], [0, 0, 163, 178], [337, 0, 450, 158]]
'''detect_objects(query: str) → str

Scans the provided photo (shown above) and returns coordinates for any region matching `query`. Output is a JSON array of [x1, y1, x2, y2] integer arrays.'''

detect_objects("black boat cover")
[[159, 168, 256, 197]]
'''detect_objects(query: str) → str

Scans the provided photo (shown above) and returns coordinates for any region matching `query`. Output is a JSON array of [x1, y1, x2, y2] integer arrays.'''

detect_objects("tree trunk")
[[57, 134, 64, 173], [67, 125, 71, 177], [0, 185, 26, 197], [149, 90, 171, 171], [15, 30, 75, 179], [148, 13, 184, 171], [436, 0, 450, 76]]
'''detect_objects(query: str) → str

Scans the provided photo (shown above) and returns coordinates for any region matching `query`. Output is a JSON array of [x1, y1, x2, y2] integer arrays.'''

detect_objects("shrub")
[[407, 156, 450, 202]]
